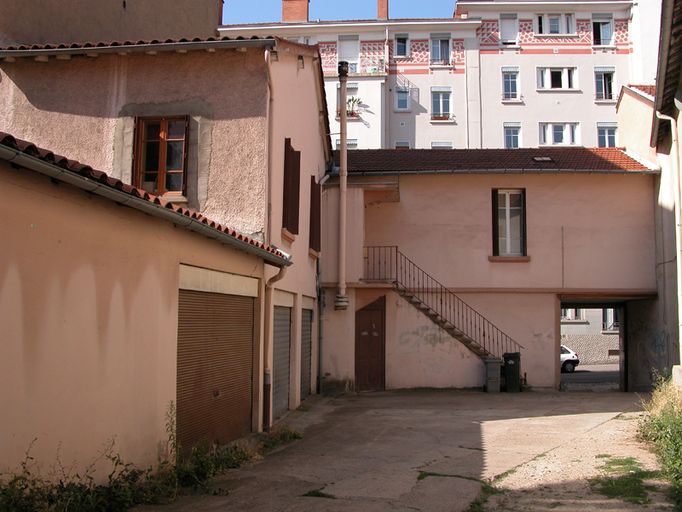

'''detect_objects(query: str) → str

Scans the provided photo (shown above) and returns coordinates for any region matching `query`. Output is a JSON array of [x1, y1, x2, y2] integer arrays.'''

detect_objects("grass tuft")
[[303, 488, 336, 499]]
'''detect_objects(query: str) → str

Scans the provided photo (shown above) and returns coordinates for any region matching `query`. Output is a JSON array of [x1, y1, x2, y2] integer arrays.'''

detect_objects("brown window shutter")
[[309, 175, 321, 252], [283, 139, 293, 231], [521, 188, 527, 256], [491, 189, 499, 256], [282, 139, 300, 234]]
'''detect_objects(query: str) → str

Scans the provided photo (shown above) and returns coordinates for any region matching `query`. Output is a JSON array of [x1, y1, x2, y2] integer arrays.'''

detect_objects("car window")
[[561, 347, 569, 354]]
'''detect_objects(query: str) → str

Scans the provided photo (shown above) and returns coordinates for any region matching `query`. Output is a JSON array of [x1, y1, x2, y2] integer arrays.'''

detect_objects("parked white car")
[[560, 345, 580, 373]]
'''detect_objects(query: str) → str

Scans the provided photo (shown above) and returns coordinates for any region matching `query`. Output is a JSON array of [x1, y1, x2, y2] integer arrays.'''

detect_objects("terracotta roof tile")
[[337, 147, 652, 174], [628, 84, 657, 98], [0, 132, 288, 262]]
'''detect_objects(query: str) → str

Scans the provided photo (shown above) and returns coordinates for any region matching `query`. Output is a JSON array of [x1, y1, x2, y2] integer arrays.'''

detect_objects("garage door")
[[300, 309, 313, 400], [273, 306, 291, 420], [177, 289, 254, 453]]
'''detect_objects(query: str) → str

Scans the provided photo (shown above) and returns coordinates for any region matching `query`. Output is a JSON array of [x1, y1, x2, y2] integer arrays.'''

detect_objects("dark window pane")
[[142, 173, 158, 193], [145, 121, 161, 141], [166, 141, 184, 170], [143, 141, 160, 172], [168, 120, 186, 139], [166, 172, 184, 192], [550, 70, 562, 88]]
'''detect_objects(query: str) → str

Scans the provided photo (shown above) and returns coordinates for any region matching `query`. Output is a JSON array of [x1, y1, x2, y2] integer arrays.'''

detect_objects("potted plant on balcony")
[[346, 96, 362, 118]]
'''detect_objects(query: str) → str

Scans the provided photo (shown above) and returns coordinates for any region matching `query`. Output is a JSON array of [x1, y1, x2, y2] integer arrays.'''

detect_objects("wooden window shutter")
[[521, 188, 527, 256], [282, 139, 301, 234], [309, 175, 321, 252], [491, 189, 499, 256]]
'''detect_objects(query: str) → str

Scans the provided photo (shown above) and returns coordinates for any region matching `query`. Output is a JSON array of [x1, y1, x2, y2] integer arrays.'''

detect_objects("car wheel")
[[563, 362, 575, 373]]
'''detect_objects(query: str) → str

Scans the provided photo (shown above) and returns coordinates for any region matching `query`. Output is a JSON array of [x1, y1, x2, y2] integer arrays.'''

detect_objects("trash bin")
[[503, 352, 521, 392]]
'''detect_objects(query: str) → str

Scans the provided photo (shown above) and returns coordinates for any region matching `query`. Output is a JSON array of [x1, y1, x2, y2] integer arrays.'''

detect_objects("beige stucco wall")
[[616, 88, 658, 164], [0, 0, 221, 45], [0, 160, 265, 475], [0, 49, 269, 238]]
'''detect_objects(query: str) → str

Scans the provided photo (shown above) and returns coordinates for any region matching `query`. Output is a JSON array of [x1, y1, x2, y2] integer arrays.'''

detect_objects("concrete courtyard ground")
[[139, 390, 674, 512]]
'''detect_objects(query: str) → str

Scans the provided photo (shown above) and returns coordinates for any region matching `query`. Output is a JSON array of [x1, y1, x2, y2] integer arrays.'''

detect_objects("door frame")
[[354, 295, 386, 391]]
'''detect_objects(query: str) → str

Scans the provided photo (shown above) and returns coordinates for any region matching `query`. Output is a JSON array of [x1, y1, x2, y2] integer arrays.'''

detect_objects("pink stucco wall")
[[0, 160, 265, 475]]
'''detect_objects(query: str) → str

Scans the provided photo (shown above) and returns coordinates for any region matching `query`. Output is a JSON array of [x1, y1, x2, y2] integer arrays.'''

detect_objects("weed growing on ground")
[[302, 488, 337, 499], [258, 427, 303, 454], [639, 375, 682, 507], [589, 455, 661, 505]]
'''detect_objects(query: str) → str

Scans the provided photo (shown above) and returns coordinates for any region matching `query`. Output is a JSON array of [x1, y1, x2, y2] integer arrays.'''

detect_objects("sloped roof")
[[0, 132, 291, 266], [629, 84, 657, 98], [335, 147, 654, 174]]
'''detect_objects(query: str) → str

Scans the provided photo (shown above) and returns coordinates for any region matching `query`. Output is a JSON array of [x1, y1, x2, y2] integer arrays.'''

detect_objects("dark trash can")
[[503, 352, 521, 392]]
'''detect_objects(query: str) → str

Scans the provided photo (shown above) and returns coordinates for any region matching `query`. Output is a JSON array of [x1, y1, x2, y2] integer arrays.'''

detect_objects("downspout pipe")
[[263, 265, 287, 431], [656, 111, 682, 363], [335, 61, 350, 310]]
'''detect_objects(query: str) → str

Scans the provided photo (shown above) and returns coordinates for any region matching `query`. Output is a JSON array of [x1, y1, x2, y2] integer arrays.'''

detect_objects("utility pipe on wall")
[[335, 61, 349, 310], [263, 265, 288, 430]]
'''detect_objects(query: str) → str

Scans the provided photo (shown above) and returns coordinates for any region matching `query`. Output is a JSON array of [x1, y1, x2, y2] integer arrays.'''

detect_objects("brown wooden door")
[[177, 290, 254, 454], [355, 296, 386, 391]]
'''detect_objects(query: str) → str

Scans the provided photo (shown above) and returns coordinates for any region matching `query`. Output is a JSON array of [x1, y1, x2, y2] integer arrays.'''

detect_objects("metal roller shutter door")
[[177, 289, 254, 453], [300, 309, 313, 400], [273, 306, 291, 420]]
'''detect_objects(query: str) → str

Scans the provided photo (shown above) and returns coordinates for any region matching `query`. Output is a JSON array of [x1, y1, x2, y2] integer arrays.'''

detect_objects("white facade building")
[[220, 0, 658, 149]]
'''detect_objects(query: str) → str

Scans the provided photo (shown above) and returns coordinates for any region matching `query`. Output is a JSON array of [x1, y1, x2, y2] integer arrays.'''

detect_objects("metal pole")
[[335, 61, 350, 310]]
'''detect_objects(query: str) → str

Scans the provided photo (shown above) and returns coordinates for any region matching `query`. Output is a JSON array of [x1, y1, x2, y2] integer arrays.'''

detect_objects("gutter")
[[326, 168, 660, 177], [0, 145, 291, 268]]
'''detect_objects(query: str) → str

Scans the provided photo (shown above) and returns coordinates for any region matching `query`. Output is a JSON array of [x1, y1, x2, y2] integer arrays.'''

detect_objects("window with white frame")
[[395, 87, 410, 111], [336, 82, 359, 116], [395, 34, 409, 57], [502, 67, 519, 100], [536, 13, 575, 34], [493, 189, 526, 257], [431, 86, 451, 119], [500, 14, 518, 44], [430, 34, 451, 65], [504, 123, 521, 148], [561, 308, 583, 320], [338, 35, 360, 73], [335, 138, 358, 149], [602, 308, 620, 330], [597, 123, 617, 147], [539, 123, 579, 145], [592, 14, 613, 45], [595, 67, 615, 100], [537, 67, 576, 90], [395, 141, 411, 149], [431, 141, 453, 149]]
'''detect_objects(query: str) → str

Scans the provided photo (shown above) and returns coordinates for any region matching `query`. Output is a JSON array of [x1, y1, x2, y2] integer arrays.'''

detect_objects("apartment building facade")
[[220, 0, 650, 150]]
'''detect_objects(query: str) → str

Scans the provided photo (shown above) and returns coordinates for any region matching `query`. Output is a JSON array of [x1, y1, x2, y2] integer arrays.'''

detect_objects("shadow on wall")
[[388, 74, 427, 149]]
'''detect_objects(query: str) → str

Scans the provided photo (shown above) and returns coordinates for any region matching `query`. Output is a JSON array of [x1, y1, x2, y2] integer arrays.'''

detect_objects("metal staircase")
[[363, 246, 524, 359]]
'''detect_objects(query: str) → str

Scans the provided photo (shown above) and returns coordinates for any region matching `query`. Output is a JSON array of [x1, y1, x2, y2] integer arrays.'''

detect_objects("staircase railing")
[[363, 246, 524, 358]]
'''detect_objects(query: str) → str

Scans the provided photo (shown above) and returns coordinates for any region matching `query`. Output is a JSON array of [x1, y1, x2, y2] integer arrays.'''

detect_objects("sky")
[[222, 0, 456, 24]]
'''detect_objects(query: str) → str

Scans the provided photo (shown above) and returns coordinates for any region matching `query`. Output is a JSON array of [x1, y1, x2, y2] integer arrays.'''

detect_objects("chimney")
[[378, 0, 388, 19], [282, 0, 309, 22]]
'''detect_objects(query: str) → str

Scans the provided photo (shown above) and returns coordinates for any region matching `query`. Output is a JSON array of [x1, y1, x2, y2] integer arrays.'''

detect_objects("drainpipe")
[[265, 48, 275, 245], [263, 265, 287, 431], [335, 61, 350, 310], [657, 111, 682, 358]]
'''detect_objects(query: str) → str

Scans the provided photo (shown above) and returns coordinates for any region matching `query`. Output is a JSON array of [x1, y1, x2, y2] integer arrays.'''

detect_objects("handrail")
[[363, 246, 524, 358]]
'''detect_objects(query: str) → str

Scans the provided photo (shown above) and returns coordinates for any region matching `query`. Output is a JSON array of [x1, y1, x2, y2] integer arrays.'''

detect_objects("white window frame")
[[594, 67, 615, 101], [394, 34, 410, 58], [430, 34, 451, 65], [539, 122, 579, 145], [500, 13, 518, 45], [336, 82, 359, 116], [395, 87, 411, 111], [395, 141, 411, 149], [592, 14, 613, 46], [338, 35, 360, 73], [597, 123, 618, 147], [431, 86, 452, 119], [431, 141, 453, 149], [502, 66, 520, 100], [536, 13, 576, 35], [503, 122, 521, 148], [537, 67, 577, 90], [561, 308, 583, 321], [497, 189, 525, 257]]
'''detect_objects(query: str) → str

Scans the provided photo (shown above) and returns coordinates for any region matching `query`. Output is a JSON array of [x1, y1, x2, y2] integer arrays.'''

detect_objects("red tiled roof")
[[338, 148, 652, 174], [629, 84, 657, 97], [0, 132, 290, 264]]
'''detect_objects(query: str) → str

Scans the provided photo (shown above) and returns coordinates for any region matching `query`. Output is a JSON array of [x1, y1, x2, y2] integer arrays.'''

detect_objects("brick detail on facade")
[[477, 20, 500, 46], [614, 19, 630, 46], [452, 39, 465, 66], [518, 18, 593, 46], [319, 41, 337, 74], [360, 40, 386, 73]]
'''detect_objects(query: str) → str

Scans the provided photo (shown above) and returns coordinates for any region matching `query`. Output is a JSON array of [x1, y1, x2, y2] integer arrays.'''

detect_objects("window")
[[395, 141, 410, 149], [492, 189, 526, 257], [336, 82, 359, 116], [309, 176, 321, 252], [595, 68, 614, 100], [395, 87, 410, 111], [602, 308, 620, 331], [537, 67, 576, 90], [592, 14, 613, 45], [500, 14, 518, 44], [338, 35, 360, 73], [430, 34, 450, 65], [431, 87, 451, 120], [597, 123, 617, 147], [502, 67, 519, 100], [536, 13, 575, 34], [539, 123, 579, 145], [561, 308, 583, 320], [282, 138, 301, 234], [335, 138, 358, 149], [504, 123, 521, 148], [134, 116, 188, 196], [431, 141, 453, 149], [395, 34, 409, 57]]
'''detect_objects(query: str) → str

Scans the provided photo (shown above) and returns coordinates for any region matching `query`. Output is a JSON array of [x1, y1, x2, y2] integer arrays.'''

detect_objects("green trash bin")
[[503, 352, 521, 392]]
